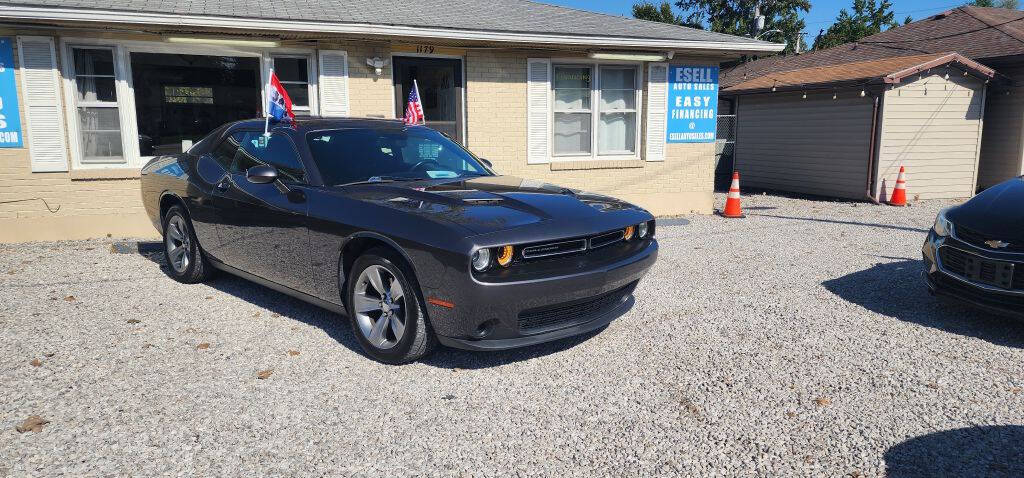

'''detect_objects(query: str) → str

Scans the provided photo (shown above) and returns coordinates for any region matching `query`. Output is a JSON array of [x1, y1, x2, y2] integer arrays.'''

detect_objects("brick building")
[[0, 1, 780, 242]]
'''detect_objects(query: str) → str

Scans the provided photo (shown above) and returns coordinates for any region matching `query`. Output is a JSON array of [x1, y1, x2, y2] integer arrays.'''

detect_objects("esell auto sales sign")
[[667, 65, 719, 143]]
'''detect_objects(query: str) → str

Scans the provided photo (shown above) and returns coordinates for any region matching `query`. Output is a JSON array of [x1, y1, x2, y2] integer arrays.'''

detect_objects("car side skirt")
[[209, 259, 347, 315]]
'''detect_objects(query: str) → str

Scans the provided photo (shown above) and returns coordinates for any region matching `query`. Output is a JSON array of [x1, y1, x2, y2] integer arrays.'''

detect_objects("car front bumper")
[[429, 239, 658, 351], [922, 231, 1024, 320]]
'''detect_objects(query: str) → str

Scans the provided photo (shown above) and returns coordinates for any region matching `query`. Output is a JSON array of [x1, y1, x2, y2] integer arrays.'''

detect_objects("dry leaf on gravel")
[[1011, 387, 1022, 395], [287, 350, 300, 356], [43, 352, 55, 358], [252, 312, 261, 319], [814, 397, 832, 407], [63, 296, 76, 302], [126, 319, 141, 324], [271, 313, 281, 318], [6, 270, 15, 275], [926, 382, 939, 389], [204, 296, 213, 300], [15, 415, 49, 433], [257, 369, 273, 380], [29, 358, 42, 367], [786, 411, 797, 418], [197, 343, 210, 350], [142, 343, 154, 349]]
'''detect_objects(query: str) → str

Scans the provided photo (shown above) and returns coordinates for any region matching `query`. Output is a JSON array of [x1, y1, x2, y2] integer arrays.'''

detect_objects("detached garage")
[[723, 53, 994, 201]]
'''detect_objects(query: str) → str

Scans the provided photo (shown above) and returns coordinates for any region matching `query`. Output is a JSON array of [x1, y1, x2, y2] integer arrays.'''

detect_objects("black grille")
[[934, 273, 1024, 310], [940, 247, 969, 276], [517, 283, 634, 332], [939, 247, 1021, 291], [521, 239, 587, 259], [590, 230, 625, 249], [954, 224, 1024, 253]]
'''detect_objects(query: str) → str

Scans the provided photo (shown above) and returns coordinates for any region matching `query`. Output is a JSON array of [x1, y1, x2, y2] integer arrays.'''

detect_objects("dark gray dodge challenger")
[[141, 118, 657, 363]]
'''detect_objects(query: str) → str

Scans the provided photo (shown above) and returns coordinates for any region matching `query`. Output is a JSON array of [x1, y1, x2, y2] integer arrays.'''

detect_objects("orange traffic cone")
[[889, 166, 908, 207], [721, 171, 745, 218]]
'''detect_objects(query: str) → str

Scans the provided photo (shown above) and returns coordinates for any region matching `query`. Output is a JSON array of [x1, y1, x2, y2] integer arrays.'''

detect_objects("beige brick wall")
[[0, 31, 152, 242], [0, 30, 717, 243]]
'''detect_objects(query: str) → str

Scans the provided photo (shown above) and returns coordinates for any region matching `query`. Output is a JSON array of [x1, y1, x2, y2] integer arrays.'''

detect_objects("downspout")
[[865, 93, 882, 204]]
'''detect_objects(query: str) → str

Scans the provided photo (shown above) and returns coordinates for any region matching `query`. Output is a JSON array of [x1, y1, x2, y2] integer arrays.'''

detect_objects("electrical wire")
[[0, 198, 60, 213]]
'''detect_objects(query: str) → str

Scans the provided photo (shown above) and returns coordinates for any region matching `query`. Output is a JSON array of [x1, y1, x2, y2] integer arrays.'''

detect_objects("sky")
[[542, 1, 977, 37]]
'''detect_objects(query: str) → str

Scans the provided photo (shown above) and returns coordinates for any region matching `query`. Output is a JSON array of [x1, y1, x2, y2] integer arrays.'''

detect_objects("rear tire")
[[162, 205, 212, 284], [345, 248, 436, 364]]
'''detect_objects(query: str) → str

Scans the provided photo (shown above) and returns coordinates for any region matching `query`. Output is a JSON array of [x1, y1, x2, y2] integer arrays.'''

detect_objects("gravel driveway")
[[2, 193, 1023, 476]]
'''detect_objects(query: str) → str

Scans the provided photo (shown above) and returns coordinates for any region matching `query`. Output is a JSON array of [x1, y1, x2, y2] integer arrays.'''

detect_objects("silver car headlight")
[[471, 248, 491, 272], [933, 207, 954, 237]]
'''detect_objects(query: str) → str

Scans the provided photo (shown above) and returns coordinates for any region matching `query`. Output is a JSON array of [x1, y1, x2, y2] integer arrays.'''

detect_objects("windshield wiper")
[[339, 176, 417, 186]]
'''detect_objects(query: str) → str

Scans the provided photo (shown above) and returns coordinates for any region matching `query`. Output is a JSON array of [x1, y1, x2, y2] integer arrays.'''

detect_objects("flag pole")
[[413, 79, 425, 125], [264, 67, 273, 137]]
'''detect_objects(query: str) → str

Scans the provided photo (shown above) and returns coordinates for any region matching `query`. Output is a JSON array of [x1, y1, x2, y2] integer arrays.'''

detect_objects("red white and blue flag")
[[267, 70, 294, 122], [403, 79, 425, 125]]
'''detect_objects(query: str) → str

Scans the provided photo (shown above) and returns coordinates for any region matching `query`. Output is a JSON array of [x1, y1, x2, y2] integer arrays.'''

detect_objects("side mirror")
[[480, 158, 493, 168], [246, 165, 278, 184]]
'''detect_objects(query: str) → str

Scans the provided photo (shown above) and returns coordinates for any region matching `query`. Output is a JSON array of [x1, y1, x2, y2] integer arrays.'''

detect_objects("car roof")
[[228, 117, 410, 134]]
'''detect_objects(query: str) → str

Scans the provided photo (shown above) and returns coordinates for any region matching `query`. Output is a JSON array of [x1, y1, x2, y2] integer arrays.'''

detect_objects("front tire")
[[162, 205, 212, 284], [346, 248, 436, 364]]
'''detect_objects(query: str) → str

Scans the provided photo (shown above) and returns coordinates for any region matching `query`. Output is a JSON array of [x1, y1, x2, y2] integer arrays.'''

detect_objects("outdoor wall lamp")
[[588, 51, 673, 62], [164, 36, 281, 48], [366, 57, 390, 76]]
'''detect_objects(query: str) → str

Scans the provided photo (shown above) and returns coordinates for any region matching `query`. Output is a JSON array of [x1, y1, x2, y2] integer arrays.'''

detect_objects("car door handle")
[[215, 179, 231, 192]]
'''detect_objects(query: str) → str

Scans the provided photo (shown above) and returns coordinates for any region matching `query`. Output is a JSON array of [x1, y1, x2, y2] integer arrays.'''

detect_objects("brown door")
[[393, 56, 464, 143]]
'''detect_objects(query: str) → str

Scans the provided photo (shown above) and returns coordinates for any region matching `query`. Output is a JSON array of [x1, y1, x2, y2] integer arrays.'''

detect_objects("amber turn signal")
[[623, 225, 635, 241], [496, 245, 514, 267]]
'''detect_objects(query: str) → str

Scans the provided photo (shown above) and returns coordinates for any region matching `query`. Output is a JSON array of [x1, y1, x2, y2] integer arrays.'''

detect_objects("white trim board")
[[4, 5, 785, 53]]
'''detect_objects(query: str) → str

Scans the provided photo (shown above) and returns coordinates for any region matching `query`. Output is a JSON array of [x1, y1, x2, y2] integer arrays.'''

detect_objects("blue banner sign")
[[0, 37, 22, 148], [666, 65, 718, 143]]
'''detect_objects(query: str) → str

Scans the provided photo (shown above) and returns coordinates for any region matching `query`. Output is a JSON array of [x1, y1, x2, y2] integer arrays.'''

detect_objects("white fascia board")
[[3, 5, 786, 53]]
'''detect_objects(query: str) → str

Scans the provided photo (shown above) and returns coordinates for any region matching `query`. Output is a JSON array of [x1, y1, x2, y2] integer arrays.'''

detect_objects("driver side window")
[[230, 132, 307, 183]]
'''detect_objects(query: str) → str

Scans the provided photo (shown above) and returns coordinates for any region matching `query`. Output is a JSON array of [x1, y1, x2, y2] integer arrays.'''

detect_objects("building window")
[[552, 64, 640, 159], [130, 52, 261, 157], [71, 47, 125, 164], [272, 56, 311, 112]]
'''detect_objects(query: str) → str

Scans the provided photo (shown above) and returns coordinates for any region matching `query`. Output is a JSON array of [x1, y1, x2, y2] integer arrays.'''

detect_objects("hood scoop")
[[432, 188, 507, 205]]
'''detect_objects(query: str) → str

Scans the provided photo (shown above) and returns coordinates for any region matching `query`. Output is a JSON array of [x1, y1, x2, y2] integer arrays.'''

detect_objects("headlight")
[[933, 207, 954, 237], [637, 222, 649, 238], [496, 245, 514, 267], [471, 248, 491, 271]]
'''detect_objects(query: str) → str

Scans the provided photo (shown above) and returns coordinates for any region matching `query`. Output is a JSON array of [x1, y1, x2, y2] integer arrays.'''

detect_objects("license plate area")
[[964, 255, 1015, 289]]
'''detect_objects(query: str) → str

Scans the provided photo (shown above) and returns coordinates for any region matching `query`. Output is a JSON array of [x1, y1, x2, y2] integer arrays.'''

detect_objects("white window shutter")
[[18, 36, 68, 172], [645, 62, 668, 162], [318, 50, 349, 117], [527, 58, 551, 164]]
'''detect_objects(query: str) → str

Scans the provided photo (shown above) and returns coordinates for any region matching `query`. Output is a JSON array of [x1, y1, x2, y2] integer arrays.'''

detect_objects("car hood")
[[331, 175, 649, 235], [948, 176, 1024, 240]]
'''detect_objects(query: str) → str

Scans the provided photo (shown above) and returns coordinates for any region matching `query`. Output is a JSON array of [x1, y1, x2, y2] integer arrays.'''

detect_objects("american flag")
[[403, 79, 425, 125]]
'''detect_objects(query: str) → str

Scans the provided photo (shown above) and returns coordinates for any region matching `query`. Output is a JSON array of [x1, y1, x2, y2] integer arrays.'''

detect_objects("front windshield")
[[306, 127, 493, 185]]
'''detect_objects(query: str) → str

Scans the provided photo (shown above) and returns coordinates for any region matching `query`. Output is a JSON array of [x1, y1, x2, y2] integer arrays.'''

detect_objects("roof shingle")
[[721, 6, 1024, 90], [0, 0, 776, 47]]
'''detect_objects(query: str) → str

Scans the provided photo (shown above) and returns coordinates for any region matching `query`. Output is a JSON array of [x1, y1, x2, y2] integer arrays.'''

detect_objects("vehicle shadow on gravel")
[[822, 259, 1024, 349], [139, 244, 602, 367], [884, 425, 1024, 477]]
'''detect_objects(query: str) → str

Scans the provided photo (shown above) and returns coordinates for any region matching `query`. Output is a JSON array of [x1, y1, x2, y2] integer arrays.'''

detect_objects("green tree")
[[971, 0, 1020, 8], [812, 0, 898, 50], [669, 0, 811, 54], [632, 2, 704, 29]]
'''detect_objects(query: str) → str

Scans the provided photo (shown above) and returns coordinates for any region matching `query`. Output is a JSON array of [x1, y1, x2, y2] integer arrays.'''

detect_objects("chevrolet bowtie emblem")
[[984, 239, 1010, 249]]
